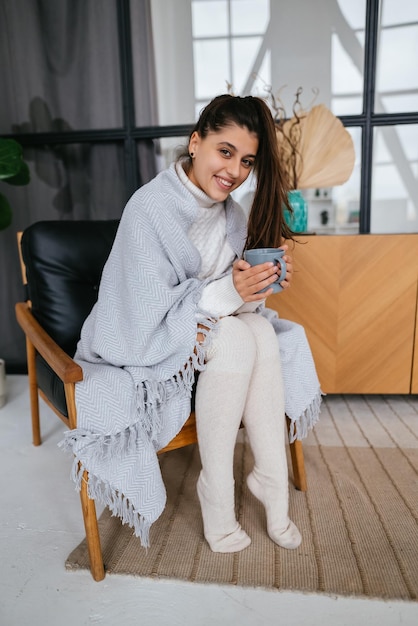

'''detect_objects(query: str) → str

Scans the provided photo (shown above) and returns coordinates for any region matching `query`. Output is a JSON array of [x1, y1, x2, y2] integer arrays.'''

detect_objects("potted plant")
[[0, 137, 30, 230]]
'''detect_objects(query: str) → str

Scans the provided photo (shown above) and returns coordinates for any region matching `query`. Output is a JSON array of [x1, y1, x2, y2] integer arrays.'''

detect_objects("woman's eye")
[[220, 148, 231, 157], [242, 159, 254, 168]]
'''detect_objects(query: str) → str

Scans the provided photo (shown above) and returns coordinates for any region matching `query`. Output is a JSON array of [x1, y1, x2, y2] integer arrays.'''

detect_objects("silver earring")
[[189, 152, 194, 158]]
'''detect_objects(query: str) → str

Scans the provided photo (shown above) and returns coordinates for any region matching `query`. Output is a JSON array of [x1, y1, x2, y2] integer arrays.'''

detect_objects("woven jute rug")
[[66, 395, 418, 600]]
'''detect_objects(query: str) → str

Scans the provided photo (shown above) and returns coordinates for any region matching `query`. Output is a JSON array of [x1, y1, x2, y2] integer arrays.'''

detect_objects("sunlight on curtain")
[[0, 0, 123, 133]]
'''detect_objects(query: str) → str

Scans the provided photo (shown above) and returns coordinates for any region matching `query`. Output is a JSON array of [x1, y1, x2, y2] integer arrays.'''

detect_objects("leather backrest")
[[21, 220, 119, 357]]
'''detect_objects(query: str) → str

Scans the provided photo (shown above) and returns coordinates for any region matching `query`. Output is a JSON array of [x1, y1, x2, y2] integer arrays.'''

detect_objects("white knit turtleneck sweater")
[[176, 162, 260, 317]]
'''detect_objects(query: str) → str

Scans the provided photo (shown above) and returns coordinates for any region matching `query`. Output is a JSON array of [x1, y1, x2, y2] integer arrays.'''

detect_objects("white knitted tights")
[[195, 313, 301, 552]]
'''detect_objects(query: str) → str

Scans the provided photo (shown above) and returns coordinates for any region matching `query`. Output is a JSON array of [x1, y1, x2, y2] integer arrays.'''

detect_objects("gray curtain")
[[0, 0, 158, 371]]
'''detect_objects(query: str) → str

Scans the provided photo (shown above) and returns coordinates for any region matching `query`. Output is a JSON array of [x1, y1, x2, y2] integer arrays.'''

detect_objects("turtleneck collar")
[[175, 160, 223, 209]]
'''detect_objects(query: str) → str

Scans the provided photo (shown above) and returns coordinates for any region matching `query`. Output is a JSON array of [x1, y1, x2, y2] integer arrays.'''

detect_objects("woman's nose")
[[226, 158, 240, 178]]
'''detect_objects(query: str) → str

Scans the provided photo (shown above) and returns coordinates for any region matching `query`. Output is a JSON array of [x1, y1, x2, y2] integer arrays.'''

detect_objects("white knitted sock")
[[238, 313, 302, 550], [196, 471, 251, 553], [195, 317, 255, 553]]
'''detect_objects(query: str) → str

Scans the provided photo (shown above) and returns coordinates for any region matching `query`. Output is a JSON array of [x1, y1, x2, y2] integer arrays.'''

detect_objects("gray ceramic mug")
[[243, 248, 287, 293]]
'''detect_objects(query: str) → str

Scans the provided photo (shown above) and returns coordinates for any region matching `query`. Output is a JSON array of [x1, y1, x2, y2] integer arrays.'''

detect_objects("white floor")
[[1, 375, 417, 626]]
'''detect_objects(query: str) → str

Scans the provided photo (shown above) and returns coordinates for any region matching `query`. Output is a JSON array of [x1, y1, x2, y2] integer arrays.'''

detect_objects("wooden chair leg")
[[26, 337, 41, 446], [80, 470, 105, 581], [289, 439, 307, 492], [287, 417, 307, 492], [63, 382, 105, 581]]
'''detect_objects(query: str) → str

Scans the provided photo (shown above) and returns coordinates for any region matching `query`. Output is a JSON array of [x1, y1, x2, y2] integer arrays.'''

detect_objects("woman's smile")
[[215, 175, 234, 190]]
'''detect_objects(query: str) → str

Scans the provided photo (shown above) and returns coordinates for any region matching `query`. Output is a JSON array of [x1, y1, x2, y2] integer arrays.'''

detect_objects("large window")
[[375, 2, 418, 114], [2, 0, 417, 234], [371, 2, 418, 232], [191, 0, 270, 114], [152, 0, 418, 234]]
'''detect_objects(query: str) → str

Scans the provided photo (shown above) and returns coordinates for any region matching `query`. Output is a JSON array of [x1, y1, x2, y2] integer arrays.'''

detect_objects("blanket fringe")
[[60, 322, 218, 461], [58, 319, 220, 544], [70, 457, 151, 546], [59, 420, 149, 465], [287, 389, 323, 443], [60, 315, 219, 544], [133, 316, 215, 441]]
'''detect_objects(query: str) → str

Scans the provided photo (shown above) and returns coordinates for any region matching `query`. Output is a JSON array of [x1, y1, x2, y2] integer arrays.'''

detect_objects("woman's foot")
[[197, 474, 251, 553], [247, 470, 302, 549]]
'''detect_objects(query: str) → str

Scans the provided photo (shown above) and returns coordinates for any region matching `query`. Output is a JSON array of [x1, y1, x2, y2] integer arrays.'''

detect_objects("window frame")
[[3, 0, 418, 233]]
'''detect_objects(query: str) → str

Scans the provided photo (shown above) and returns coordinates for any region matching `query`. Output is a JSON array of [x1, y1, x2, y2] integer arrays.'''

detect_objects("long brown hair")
[[185, 94, 294, 248]]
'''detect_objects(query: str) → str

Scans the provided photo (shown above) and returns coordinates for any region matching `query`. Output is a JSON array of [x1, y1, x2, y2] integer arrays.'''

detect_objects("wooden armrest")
[[15, 302, 83, 384]]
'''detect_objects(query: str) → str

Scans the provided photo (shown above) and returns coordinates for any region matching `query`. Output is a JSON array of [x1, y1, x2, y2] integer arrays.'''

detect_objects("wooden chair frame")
[[15, 233, 306, 582]]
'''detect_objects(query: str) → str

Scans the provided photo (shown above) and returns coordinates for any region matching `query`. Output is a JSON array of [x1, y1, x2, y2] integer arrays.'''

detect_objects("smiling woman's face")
[[187, 123, 258, 202]]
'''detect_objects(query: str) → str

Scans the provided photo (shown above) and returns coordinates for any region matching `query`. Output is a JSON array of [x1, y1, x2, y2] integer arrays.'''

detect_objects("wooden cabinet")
[[267, 234, 418, 394]]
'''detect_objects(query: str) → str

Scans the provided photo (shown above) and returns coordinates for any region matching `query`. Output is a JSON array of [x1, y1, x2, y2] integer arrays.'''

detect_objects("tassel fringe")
[[59, 318, 219, 542], [287, 389, 324, 443], [70, 456, 152, 546]]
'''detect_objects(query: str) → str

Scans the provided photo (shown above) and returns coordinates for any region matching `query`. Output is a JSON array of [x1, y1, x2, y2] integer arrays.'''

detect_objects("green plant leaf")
[[0, 192, 13, 230], [4, 161, 30, 186], [0, 138, 23, 180]]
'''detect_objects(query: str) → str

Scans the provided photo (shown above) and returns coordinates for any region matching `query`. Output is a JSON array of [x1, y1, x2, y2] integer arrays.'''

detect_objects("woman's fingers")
[[233, 260, 279, 300]]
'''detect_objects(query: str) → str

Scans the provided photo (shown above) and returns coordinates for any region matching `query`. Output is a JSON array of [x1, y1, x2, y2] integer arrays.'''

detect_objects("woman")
[[62, 95, 321, 552]]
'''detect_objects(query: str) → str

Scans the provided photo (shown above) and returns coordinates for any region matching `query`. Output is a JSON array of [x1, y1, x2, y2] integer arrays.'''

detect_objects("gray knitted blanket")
[[60, 164, 321, 546]]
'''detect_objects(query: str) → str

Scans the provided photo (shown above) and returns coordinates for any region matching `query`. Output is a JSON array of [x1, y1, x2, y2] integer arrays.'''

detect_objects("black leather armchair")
[[15, 219, 306, 581], [20, 220, 119, 418]]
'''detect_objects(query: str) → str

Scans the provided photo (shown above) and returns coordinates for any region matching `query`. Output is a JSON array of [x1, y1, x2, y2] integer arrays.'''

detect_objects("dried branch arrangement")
[[263, 83, 356, 190]]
